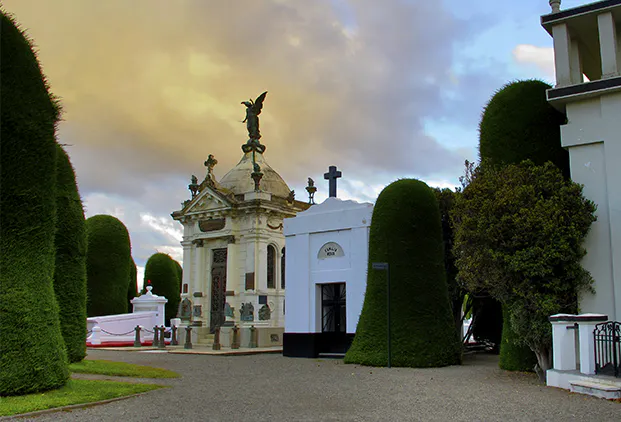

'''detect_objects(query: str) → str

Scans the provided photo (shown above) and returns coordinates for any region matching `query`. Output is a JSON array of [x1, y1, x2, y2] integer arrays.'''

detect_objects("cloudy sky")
[[3, 0, 585, 286]]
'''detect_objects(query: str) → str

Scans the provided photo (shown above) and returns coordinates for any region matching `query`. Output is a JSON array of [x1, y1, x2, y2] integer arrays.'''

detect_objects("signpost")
[[372, 262, 391, 368]]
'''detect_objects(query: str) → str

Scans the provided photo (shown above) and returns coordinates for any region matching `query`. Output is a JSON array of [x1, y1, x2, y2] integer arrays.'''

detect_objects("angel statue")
[[242, 91, 267, 140]]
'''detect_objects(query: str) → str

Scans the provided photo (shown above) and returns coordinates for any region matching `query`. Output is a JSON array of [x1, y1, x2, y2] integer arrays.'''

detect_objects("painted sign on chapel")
[[317, 242, 344, 259]]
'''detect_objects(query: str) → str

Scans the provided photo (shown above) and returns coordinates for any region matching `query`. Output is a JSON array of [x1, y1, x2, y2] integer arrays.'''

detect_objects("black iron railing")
[[594, 321, 620, 377]]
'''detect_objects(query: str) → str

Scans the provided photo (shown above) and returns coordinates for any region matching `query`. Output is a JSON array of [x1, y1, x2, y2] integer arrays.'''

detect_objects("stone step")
[[195, 333, 215, 346], [569, 379, 621, 400]]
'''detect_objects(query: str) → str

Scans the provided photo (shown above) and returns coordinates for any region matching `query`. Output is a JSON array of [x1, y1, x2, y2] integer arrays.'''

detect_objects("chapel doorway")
[[319, 283, 348, 353], [210, 248, 227, 333]]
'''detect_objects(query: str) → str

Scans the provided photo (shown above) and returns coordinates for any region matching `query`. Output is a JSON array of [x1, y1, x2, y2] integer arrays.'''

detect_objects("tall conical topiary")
[[174, 260, 183, 293], [86, 215, 132, 316], [479, 79, 569, 370], [0, 11, 69, 395], [128, 257, 138, 311], [479, 79, 569, 178], [53, 144, 88, 363], [144, 253, 181, 325], [345, 179, 461, 367]]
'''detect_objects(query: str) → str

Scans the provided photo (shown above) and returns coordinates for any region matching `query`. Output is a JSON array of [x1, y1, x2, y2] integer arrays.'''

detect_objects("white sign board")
[[317, 242, 344, 259]]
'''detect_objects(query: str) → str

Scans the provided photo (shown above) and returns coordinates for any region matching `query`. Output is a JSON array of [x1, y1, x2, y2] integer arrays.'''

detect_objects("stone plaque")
[[226, 290, 235, 296], [193, 291, 203, 297], [199, 218, 226, 232], [317, 242, 345, 259], [245, 272, 255, 290], [240, 302, 254, 321], [258, 304, 271, 321], [224, 302, 234, 318], [178, 298, 192, 321], [193, 305, 202, 317], [258, 295, 267, 305], [270, 334, 279, 343]]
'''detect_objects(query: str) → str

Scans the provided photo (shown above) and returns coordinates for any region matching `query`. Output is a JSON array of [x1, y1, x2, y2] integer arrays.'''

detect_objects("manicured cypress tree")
[[345, 179, 461, 367], [144, 253, 181, 324], [174, 260, 183, 293], [86, 215, 132, 316], [479, 79, 569, 178], [0, 11, 69, 395], [499, 307, 538, 371], [478, 79, 570, 370], [128, 257, 138, 311], [53, 145, 87, 363]]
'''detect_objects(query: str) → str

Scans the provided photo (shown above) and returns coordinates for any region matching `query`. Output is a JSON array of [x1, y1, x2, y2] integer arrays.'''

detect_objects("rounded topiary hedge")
[[0, 11, 69, 395], [53, 145, 88, 363], [86, 215, 132, 316], [499, 306, 538, 372], [479, 79, 569, 178], [128, 257, 138, 311], [144, 253, 181, 324], [344, 179, 461, 367]]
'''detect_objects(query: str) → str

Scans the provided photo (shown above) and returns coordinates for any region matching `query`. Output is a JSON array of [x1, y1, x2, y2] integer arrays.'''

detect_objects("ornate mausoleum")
[[171, 92, 310, 347]]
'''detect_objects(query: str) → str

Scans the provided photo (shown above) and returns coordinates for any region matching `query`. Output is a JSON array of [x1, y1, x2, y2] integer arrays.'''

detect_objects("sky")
[[2, 0, 589, 286]]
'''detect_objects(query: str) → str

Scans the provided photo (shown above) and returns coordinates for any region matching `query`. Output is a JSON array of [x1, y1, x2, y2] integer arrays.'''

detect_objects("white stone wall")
[[284, 198, 373, 334], [562, 92, 621, 321]]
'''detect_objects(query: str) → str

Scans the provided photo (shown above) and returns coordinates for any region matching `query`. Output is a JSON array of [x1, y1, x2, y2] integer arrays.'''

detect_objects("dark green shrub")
[[53, 145, 87, 363], [85, 215, 132, 316], [128, 258, 138, 311], [479, 79, 569, 178], [499, 306, 538, 372], [0, 11, 69, 395], [144, 253, 181, 324], [174, 260, 183, 293], [345, 179, 461, 367]]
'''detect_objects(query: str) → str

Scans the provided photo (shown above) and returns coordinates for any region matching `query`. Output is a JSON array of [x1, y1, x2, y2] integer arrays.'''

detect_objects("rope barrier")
[[100, 329, 136, 336]]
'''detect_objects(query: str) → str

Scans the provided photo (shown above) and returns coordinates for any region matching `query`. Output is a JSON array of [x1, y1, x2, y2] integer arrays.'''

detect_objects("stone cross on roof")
[[324, 165, 342, 198]]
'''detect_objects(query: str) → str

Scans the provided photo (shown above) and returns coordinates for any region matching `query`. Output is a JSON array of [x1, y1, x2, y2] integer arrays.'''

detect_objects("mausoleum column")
[[181, 240, 192, 297], [552, 23, 574, 86], [597, 12, 619, 78]]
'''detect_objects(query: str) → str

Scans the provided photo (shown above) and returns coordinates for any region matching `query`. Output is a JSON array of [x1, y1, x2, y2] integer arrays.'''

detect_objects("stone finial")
[[549, 0, 561, 13]]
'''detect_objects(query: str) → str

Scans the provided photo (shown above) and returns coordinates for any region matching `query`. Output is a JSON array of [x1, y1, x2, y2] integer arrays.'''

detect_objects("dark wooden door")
[[319, 283, 348, 353], [210, 248, 227, 333]]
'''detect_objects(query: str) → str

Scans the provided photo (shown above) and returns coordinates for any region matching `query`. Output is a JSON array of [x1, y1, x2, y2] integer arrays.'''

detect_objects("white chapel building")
[[543, 0, 621, 321], [283, 170, 373, 357], [171, 137, 309, 346]]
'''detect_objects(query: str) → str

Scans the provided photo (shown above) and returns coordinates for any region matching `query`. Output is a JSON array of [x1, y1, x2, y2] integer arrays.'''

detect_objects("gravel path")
[[16, 350, 620, 421]]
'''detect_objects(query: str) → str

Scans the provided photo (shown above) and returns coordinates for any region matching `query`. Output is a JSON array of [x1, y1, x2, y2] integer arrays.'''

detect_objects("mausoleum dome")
[[219, 151, 291, 197]]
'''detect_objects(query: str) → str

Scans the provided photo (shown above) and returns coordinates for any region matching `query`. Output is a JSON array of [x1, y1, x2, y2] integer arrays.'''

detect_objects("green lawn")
[[0, 379, 163, 417], [69, 359, 180, 378]]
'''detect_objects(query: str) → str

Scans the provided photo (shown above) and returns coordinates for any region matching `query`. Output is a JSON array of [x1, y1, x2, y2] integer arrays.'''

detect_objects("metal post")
[[153, 325, 159, 347], [386, 265, 391, 369], [232, 325, 239, 349], [171, 325, 178, 346], [134, 325, 142, 347], [158, 326, 166, 349], [213, 327, 221, 350], [184, 326, 193, 349], [250, 325, 257, 348]]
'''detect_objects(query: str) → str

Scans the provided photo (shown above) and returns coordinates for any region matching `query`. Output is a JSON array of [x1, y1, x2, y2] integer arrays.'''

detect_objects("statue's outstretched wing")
[[253, 91, 268, 115]]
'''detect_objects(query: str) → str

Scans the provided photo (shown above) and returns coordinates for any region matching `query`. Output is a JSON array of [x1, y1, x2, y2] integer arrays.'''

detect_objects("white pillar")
[[597, 12, 619, 78], [549, 314, 577, 371], [552, 23, 573, 87], [181, 241, 192, 297], [577, 314, 608, 375]]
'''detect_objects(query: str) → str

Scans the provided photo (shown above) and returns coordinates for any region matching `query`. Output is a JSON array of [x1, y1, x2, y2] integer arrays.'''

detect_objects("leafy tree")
[[86, 215, 132, 316], [53, 145, 88, 363], [345, 179, 461, 367], [0, 11, 69, 394], [452, 161, 596, 376], [144, 253, 181, 325]]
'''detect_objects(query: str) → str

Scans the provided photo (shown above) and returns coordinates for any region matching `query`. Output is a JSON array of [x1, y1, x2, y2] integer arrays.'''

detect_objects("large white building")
[[172, 140, 309, 346], [542, 0, 621, 321]]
